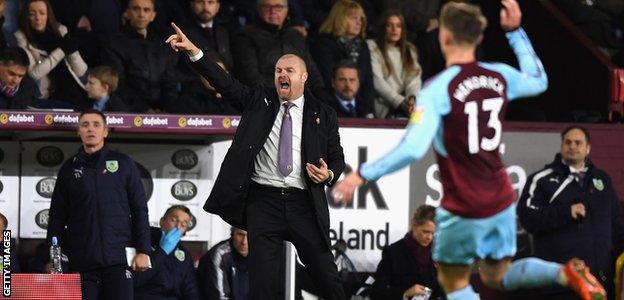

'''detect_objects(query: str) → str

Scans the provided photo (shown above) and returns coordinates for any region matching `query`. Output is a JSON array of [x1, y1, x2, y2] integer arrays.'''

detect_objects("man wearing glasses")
[[231, 0, 328, 102], [133, 205, 200, 300]]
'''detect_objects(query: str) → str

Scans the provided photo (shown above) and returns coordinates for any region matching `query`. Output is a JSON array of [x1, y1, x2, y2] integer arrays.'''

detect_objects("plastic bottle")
[[50, 236, 62, 274]]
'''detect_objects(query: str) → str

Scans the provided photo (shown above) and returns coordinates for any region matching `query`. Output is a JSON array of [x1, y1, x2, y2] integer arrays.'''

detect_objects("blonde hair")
[[88, 66, 119, 93], [319, 0, 366, 39]]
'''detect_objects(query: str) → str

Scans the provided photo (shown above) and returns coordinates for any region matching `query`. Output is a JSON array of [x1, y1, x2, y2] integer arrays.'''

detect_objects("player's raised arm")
[[331, 89, 443, 205], [500, 0, 548, 99]]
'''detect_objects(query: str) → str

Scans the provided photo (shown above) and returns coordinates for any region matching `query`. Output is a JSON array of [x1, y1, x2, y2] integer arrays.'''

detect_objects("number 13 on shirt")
[[464, 97, 504, 154]]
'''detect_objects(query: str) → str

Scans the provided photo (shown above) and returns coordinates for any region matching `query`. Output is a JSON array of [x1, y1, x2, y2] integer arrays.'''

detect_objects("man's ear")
[[302, 71, 308, 83]]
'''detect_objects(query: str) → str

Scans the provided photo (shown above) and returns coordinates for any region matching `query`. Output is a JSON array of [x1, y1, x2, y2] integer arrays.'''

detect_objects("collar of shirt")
[[335, 93, 355, 111], [93, 95, 110, 111], [199, 21, 214, 29], [280, 94, 304, 110], [562, 159, 588, 174]]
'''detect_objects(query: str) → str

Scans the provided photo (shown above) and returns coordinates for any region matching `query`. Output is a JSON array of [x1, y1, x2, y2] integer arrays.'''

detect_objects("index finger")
[[171, 22, 183, 36]]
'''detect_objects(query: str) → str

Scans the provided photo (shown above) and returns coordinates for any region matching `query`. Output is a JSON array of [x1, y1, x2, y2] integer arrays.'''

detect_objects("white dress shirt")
[[251, 95, 307, 189]]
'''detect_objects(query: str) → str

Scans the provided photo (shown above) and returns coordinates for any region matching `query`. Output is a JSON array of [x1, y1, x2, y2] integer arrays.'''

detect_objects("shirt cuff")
[[189, 50, 204, 62], [326, 169, 334, 184]]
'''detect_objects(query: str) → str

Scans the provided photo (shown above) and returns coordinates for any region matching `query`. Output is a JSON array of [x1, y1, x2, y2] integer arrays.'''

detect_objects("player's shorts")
[[433, 204, 516, 265]]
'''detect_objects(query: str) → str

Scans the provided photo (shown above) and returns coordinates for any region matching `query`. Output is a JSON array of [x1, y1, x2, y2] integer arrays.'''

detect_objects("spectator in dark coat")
[[329, 60, 373, 118], [134, 205, 200, 300], [0, 47, 40, 109], [49, 0, 123, 66], [101, 0, 178, 113], [370, 205, 445, 300], [312, 0, 375, 112], [300, 0, 379, 36], [230, 0, 328, 102], [180, 0, 233, 70], [518, 126, 624, 299]]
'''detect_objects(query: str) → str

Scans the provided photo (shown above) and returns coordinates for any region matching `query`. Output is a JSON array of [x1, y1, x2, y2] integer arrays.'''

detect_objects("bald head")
[[277, 54, 307, 72], [274, 54, 308, 101]]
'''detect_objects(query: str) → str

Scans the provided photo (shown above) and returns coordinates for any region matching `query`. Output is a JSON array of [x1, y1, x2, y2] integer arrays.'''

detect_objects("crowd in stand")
[[0, 0, 449, 118]]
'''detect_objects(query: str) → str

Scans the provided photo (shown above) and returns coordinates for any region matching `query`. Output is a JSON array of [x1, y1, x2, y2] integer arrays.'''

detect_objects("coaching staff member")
[[47, 110, 151, 300], [167, 23, 346, 300]]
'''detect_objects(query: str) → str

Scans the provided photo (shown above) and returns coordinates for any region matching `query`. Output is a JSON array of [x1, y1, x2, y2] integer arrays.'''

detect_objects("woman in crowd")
[[367, 10, 422, 118], [15, 0, 88, 109], [312, 0, 375, 116]]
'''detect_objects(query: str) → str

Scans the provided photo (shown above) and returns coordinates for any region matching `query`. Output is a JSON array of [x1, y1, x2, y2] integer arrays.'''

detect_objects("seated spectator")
[[0, 47, 40, 109], [48, 0, 121, 66], [367, 10, 421, 119], [180, 0, 233, 70], [370, 205, 444, 300], [14, 0, 88, 109], [172, 53, 238, 114], [85, 65, 129, 112], [330, 60, 373, 118], [300, 0, 379, 36], [231, 0, 327, 102], [101, 0, 178, 113], [311, 0, 375, 113], [0, 212, 20, 273], [134, 205, 199, 300], [197, 227, 249, 300]]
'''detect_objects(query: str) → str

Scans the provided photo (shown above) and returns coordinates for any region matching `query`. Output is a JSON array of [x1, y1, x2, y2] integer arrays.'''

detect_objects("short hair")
[[0, 212, 7, 231], [440, 2, 487, 45], [88, 66, 119, 93], [561, 125, 591, 144], [230, 226, 245, 235], [332, 59, 358, 79], [163, 205, 192, 219], [319, 0, 366, 39], [257, 0, 287, 8], [0, 47, 30, 67], [79, 109, 107, 126], [126, 0, 155, 10], [411, 204, 436, 226]]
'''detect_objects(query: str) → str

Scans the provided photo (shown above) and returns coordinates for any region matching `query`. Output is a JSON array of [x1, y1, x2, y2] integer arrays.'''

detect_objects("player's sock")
[[446, 285, 479, 300], [502, 257, 562, 290]]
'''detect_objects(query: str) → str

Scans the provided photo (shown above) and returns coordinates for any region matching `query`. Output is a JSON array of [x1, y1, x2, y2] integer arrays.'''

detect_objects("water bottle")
[[50, 236, 63, 274]]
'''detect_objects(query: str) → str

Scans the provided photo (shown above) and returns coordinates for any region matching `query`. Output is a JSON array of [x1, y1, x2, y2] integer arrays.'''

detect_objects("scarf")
[[404, 232, 432, 276]]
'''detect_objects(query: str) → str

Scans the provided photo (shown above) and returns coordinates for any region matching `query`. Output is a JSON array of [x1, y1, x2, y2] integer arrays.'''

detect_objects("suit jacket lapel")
[[302, 92, 319, 169]]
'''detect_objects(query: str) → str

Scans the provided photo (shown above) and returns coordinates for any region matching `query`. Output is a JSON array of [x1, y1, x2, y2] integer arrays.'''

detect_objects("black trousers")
[[247, 183, 345, 300], [80, 264, 133, 300]]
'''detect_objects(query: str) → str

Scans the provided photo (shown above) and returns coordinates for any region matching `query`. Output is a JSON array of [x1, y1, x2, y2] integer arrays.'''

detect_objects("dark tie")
[[278, 102, 294, 177], [346, 103, 356, 117]]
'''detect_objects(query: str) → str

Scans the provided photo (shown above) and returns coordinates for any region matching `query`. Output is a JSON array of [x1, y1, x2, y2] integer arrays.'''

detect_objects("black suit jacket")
[[181, 20, 233, 70], [191, 54, 345, 247], [370, 238, 444, 300]]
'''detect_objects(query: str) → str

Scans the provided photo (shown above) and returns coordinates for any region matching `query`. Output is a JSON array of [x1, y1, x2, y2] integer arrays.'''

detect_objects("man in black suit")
[[167, 23, 346, 300], [181, 0, 233, 70], [330, 60, 374, 118]]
